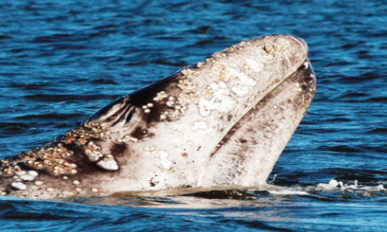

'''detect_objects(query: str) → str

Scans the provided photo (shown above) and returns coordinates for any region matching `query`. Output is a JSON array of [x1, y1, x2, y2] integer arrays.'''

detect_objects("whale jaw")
[[198, 59, 316, 188], [0, 35, 315, 199]]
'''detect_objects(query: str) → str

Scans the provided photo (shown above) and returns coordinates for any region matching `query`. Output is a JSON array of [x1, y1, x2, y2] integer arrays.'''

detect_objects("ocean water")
[[0, 0, 386, 231]]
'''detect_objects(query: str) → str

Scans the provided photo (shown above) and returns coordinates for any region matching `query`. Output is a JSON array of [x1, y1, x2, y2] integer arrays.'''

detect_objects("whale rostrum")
[[0, 34, 316, 199]]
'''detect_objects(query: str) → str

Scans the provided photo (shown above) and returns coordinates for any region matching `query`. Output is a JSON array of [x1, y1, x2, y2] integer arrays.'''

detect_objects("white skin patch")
[[158, 151, 174, 170], [192, 121, 208, 131], [246, 58, 264, 73], [231, 85, 251, 97], [210, 81, 227, 90], [228, 69, 256, 87], [221, 68, 256, 97], [199, 82, 236, 116]]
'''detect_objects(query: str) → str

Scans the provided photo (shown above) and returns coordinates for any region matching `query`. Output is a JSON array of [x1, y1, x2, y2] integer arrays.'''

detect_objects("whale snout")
[[287, 34, 309, 55]]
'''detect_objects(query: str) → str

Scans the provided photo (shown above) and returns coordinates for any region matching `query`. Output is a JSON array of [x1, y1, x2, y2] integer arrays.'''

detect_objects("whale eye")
[[131, 127, 153, 140]]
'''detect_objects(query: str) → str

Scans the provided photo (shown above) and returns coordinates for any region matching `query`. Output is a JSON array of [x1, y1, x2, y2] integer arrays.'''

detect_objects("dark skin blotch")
[[129, 73, 182, 125], [150, 177, 159, 187], [239, 138, 247, 143], [63, 145, 93, 167], [247, 128, 254, 133], [110, 143, 127, 157], [227, 114, 233, 121], [150, 181, 156, 187], [304, 76, 314, 83], [182, 152, 188, 157]]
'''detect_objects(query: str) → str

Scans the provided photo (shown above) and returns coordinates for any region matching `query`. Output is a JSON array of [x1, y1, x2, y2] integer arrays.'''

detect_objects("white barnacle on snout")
[[16, 170, 39, 181], [191, 121, 208, 131], [178, 79, 196, 91], [153, 91, 168, 102], [11, 182, 27, 191], [158, 151, 174, 170], [166, 96, 175, 107], [295, 83, 303, 93], [96, 155, 119, 171], [85, 149, 104, 162]]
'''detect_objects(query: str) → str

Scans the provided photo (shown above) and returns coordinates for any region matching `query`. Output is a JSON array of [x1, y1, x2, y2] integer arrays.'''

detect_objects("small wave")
[[14, 113, 84, 121], [90, 78, 118, 85], [23, 94, 116, 102], [60, 178, 387, 209], [366, 128, 387, 134], [0, 35, 12, 39], [267, 179, 387, 199], [313, 179, 385, 193], [317, 145, 361, 153], [368, 97, 387, 103]]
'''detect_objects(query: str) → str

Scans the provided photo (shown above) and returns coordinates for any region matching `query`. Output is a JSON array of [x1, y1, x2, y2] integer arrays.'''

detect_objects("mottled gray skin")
[[0, 34, 316, 199]]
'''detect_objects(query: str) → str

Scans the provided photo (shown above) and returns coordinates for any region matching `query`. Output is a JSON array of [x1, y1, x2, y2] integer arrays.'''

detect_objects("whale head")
[[0, 34, 316, 199]]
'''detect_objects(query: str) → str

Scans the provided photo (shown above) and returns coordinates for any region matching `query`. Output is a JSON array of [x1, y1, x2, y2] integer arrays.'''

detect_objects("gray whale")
[[0, 34, 316, 199]]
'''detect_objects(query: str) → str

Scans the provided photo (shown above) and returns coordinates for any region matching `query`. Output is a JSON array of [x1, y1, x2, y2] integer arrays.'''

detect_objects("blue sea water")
[[0, 0, 386, 231]]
